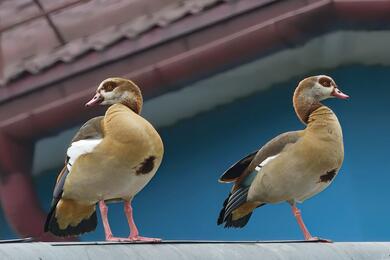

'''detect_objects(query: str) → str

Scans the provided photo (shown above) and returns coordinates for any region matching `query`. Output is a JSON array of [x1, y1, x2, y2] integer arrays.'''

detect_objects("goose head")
[[85, 77, 143, 114]]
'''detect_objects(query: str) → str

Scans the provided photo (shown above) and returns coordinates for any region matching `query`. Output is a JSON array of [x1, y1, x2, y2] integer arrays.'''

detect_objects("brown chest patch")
[[319, 169, 337, 183], [136, 156, 156, 175]]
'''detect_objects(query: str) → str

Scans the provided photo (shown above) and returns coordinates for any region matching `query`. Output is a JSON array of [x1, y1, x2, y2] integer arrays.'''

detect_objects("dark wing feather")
[[219, 151, 257, 183], [44, 166, 69, 232], [52, 167, 69, 203], [71, 116, 104, 143]]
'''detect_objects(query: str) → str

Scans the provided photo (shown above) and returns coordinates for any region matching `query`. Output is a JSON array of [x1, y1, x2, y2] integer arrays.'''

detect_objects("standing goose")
[[217, 75, 348, 240], [44, 77, 164, 242]]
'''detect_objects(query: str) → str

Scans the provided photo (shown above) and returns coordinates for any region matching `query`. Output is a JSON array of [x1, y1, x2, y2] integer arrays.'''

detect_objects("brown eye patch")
[[102, 81, 117, 92], [318, 77, 332, 88]]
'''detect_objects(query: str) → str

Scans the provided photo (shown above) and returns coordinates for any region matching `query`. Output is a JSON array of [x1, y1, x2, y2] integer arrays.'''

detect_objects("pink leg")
[[124, 201, 161, 242], [99, 201, 131, 242], [291, 204, 315, 241]]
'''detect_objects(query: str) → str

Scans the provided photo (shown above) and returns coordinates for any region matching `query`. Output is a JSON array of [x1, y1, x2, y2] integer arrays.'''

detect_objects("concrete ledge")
[[0, 241, 390, 260]]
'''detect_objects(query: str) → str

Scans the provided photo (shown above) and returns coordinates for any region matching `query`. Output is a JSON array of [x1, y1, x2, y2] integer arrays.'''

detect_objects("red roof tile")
[[0, 0, 232, 85]]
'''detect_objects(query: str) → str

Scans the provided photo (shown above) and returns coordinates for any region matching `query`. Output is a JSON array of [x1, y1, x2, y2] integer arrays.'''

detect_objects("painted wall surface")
[[1, 65, 389, 241]]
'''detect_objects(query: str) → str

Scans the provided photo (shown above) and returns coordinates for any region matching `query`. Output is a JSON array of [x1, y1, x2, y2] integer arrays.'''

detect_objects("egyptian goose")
[[44, 77, 164, 242], [217, 75, 348, 240]]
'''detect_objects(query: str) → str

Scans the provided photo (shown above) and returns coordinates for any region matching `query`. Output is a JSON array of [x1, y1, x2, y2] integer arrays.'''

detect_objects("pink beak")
[[331, 88, 349, 99], [85, 93, 103, 107]]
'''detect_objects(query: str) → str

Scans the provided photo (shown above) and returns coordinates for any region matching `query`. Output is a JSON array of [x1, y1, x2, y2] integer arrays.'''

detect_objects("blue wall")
[[1, 65, 389, 241]]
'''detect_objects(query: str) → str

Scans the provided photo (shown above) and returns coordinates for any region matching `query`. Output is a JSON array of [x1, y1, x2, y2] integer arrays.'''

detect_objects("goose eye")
[[319, 77, 332, 88], [102, 81, 117, 92]]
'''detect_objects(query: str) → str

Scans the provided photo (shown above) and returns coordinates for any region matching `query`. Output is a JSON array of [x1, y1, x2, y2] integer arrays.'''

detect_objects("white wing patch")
[[255, 154, 279, 172], [66, 139, 102, 171]]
